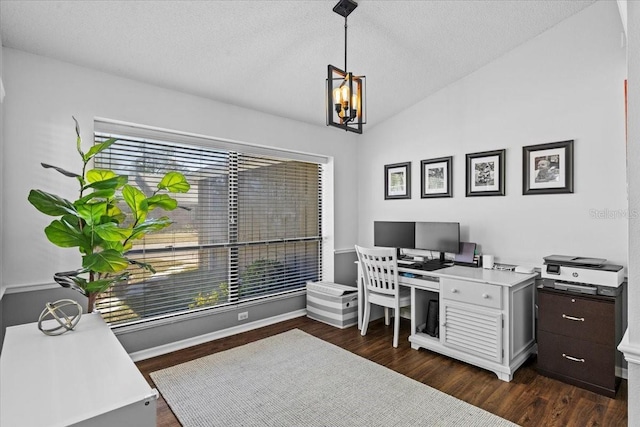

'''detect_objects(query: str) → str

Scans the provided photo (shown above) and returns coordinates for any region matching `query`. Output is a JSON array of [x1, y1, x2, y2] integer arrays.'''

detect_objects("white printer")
[[541, 254, 624, 296]]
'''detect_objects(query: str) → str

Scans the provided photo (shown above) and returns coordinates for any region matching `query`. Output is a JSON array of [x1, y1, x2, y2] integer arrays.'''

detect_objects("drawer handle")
[[562, 353, 585, 363], [482, 293, 489, 299], [562, 314, 585, 322], [451, 288, 458, 293]]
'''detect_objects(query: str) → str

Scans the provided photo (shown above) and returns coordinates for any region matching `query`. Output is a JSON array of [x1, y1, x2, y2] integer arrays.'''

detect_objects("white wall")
[[1, 48, 359, 290], [357, 1, 627, 269]]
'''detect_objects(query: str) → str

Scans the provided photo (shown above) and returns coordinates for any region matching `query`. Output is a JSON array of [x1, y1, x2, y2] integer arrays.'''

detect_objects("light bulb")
[[340, 85, 350, 107], [333, 87, 342, 104]]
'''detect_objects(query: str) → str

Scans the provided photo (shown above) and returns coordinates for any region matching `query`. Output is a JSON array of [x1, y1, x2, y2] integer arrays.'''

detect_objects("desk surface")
[[0, 313, 155, 427], [399, 264, 537, 287]]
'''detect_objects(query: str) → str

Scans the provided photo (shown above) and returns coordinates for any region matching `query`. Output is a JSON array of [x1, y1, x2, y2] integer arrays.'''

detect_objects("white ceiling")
[[0, 0, 598, 130]]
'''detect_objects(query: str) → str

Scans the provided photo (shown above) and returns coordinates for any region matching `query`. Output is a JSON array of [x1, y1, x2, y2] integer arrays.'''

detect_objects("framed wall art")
[[465, 149, 505, 197], [384, 162, 411, 200], [522, 140, 573, 195], [421, 156, 452, 198]]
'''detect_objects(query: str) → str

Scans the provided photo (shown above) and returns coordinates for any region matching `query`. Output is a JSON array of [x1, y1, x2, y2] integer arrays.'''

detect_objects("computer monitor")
[[414, 222, 460, 263], [373, 221, 415, 258]]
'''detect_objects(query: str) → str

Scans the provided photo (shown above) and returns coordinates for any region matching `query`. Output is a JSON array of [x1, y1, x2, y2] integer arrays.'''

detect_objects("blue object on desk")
[[401, 272, 416, 278]]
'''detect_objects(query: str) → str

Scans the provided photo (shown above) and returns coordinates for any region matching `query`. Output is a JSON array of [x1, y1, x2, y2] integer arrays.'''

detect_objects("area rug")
[[150, 329, 517, 426]]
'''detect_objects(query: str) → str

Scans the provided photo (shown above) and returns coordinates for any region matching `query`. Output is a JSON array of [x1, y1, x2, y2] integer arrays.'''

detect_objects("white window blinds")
[[93, 122, 323, 325]]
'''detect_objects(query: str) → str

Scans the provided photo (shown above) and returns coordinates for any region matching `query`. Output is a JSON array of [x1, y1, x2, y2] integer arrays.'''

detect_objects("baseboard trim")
[[334, 248, 356, 254], [617, 366, 628, 380], [127, 309, 307, 362], [618, 328, 640, 365], [3, 282, 58, 294]]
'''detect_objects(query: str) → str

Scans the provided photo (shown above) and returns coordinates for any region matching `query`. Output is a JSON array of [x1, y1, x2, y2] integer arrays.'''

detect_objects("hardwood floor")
[[135, 316, 628, 426]]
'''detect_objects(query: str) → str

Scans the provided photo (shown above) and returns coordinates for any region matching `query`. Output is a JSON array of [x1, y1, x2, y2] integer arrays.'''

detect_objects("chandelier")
[[326, 0, 366, 134]]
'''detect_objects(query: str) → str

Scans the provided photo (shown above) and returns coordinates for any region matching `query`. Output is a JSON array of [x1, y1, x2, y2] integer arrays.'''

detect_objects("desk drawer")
[[537, 330, 616, 391], [537, 291, 614, 346], [441, 278, 501, 310], [400, 274, 439, 291]]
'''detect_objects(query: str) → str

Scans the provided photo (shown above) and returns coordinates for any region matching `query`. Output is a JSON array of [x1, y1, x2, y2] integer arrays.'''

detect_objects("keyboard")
[[306, 281, 357, 296]]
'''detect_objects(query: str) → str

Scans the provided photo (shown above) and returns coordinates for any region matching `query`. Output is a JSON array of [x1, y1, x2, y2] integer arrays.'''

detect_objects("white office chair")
[[355, 245, 412, 348]]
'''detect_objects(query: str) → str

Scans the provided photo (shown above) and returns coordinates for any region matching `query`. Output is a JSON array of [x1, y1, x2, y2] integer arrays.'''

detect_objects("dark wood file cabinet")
[[536, 287, 622, 397]]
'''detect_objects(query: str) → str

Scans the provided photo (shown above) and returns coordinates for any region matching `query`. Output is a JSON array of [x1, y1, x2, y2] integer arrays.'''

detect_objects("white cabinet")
[[0, 313, 157, 427], [440, 278, 503, 363], [355, 264, 537, 381], [404, 266, 537, 382]]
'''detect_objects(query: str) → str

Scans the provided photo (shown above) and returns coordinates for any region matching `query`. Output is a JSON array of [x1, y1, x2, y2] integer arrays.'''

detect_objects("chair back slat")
[[355, 245, 398, 296]]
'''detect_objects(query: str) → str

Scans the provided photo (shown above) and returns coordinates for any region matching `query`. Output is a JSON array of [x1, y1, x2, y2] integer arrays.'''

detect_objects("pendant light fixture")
[[326, 0, 366, 134]]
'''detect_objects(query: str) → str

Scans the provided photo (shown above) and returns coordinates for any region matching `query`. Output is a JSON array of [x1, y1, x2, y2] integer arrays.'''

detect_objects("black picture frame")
[[465, 149, 505, 197], [522, 140, 574, 195], [420, 156, 452, 198], [384, 162, 411, 200]]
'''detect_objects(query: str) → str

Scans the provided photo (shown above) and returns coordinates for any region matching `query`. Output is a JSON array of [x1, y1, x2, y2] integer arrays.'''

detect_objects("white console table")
[[357, 264, 537, 381], [0, 313, 157, 427]]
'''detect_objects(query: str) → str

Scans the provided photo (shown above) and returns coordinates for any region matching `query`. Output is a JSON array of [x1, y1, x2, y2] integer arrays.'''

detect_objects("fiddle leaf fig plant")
[[28, 117, 190, 311]]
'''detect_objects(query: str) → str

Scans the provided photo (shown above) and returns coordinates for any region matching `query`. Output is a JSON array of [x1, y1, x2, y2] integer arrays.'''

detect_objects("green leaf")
[[146, 194, 178, 211], [76, 189, 117, 205], [158, 172, 190, 193], [94, 222, 132, 242], [84, 138, 117, 162], [82, 278, 115, 294], [28, 190, 77, 217], [86, 169, 117, 184], [73, 116, 84, 159], [105, 204, 126, 224], [82, 249, 130, 273], [54, 271, 89, 296], [130, 217, 173, 240], [84, 175, 128, 191], [44, 219, 86, 248], [100, 240, 125, 252], [77, 202, 107, 225], [41, 163, 81, 178], [122, 184, 148, 223], [129, 259, 156, 274], [83, 273, 129, 294]]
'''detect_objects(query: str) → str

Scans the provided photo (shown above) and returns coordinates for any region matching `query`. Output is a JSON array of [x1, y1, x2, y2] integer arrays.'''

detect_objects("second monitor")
[[414, 221, 460, 264]]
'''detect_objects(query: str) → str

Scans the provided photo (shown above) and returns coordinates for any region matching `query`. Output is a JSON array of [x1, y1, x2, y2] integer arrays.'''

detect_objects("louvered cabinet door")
[[441, 300, 503, 363]]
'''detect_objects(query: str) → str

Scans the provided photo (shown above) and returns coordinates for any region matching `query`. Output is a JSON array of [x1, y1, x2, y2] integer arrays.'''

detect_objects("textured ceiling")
[[0, 0, 597, 130]]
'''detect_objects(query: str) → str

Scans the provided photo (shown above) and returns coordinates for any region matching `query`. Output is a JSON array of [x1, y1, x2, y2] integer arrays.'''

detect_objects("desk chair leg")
[[393, 307, 400, 348], [361, 302, 371, 336], [384, 307, 390, 326]]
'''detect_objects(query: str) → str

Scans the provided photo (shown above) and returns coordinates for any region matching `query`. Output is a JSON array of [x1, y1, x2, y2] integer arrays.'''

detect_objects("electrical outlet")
[[238, 311, 248, 321]]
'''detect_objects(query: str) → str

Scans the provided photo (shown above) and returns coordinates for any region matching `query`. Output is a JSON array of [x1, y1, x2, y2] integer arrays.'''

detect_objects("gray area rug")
[[150, 329, 518, 426]]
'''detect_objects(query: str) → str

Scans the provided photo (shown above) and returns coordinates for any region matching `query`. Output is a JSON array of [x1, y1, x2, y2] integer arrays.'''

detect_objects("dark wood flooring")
[[136, 316, 628, 427]]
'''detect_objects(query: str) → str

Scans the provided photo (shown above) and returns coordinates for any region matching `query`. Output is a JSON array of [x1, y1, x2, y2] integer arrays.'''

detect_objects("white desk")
[[1, 313, 157, 427], [357, 263, 538, 381]]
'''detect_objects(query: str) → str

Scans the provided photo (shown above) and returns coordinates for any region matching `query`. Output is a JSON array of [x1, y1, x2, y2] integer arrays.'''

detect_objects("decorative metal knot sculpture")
[[37, 299, 83, 336]]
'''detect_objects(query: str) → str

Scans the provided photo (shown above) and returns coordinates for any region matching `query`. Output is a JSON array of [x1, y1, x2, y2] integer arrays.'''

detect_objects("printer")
[[541, 254, 624, 296]]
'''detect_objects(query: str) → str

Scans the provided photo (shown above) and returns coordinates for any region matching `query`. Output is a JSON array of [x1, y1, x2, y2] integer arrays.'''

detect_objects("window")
[[93, 121, 324, 325]]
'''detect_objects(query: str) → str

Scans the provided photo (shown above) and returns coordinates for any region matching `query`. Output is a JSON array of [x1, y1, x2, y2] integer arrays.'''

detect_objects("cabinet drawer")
[[442, 278, 501, 309], [537, 330, 616, 391], [537, 291, 614, 346]]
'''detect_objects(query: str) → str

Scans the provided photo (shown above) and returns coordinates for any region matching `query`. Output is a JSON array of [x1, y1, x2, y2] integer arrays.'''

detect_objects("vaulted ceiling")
[[1, 0, 597, 130]]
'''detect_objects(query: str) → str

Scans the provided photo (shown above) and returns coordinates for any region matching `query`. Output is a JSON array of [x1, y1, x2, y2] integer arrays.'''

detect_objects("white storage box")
[[306, 282, 358, 329]]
